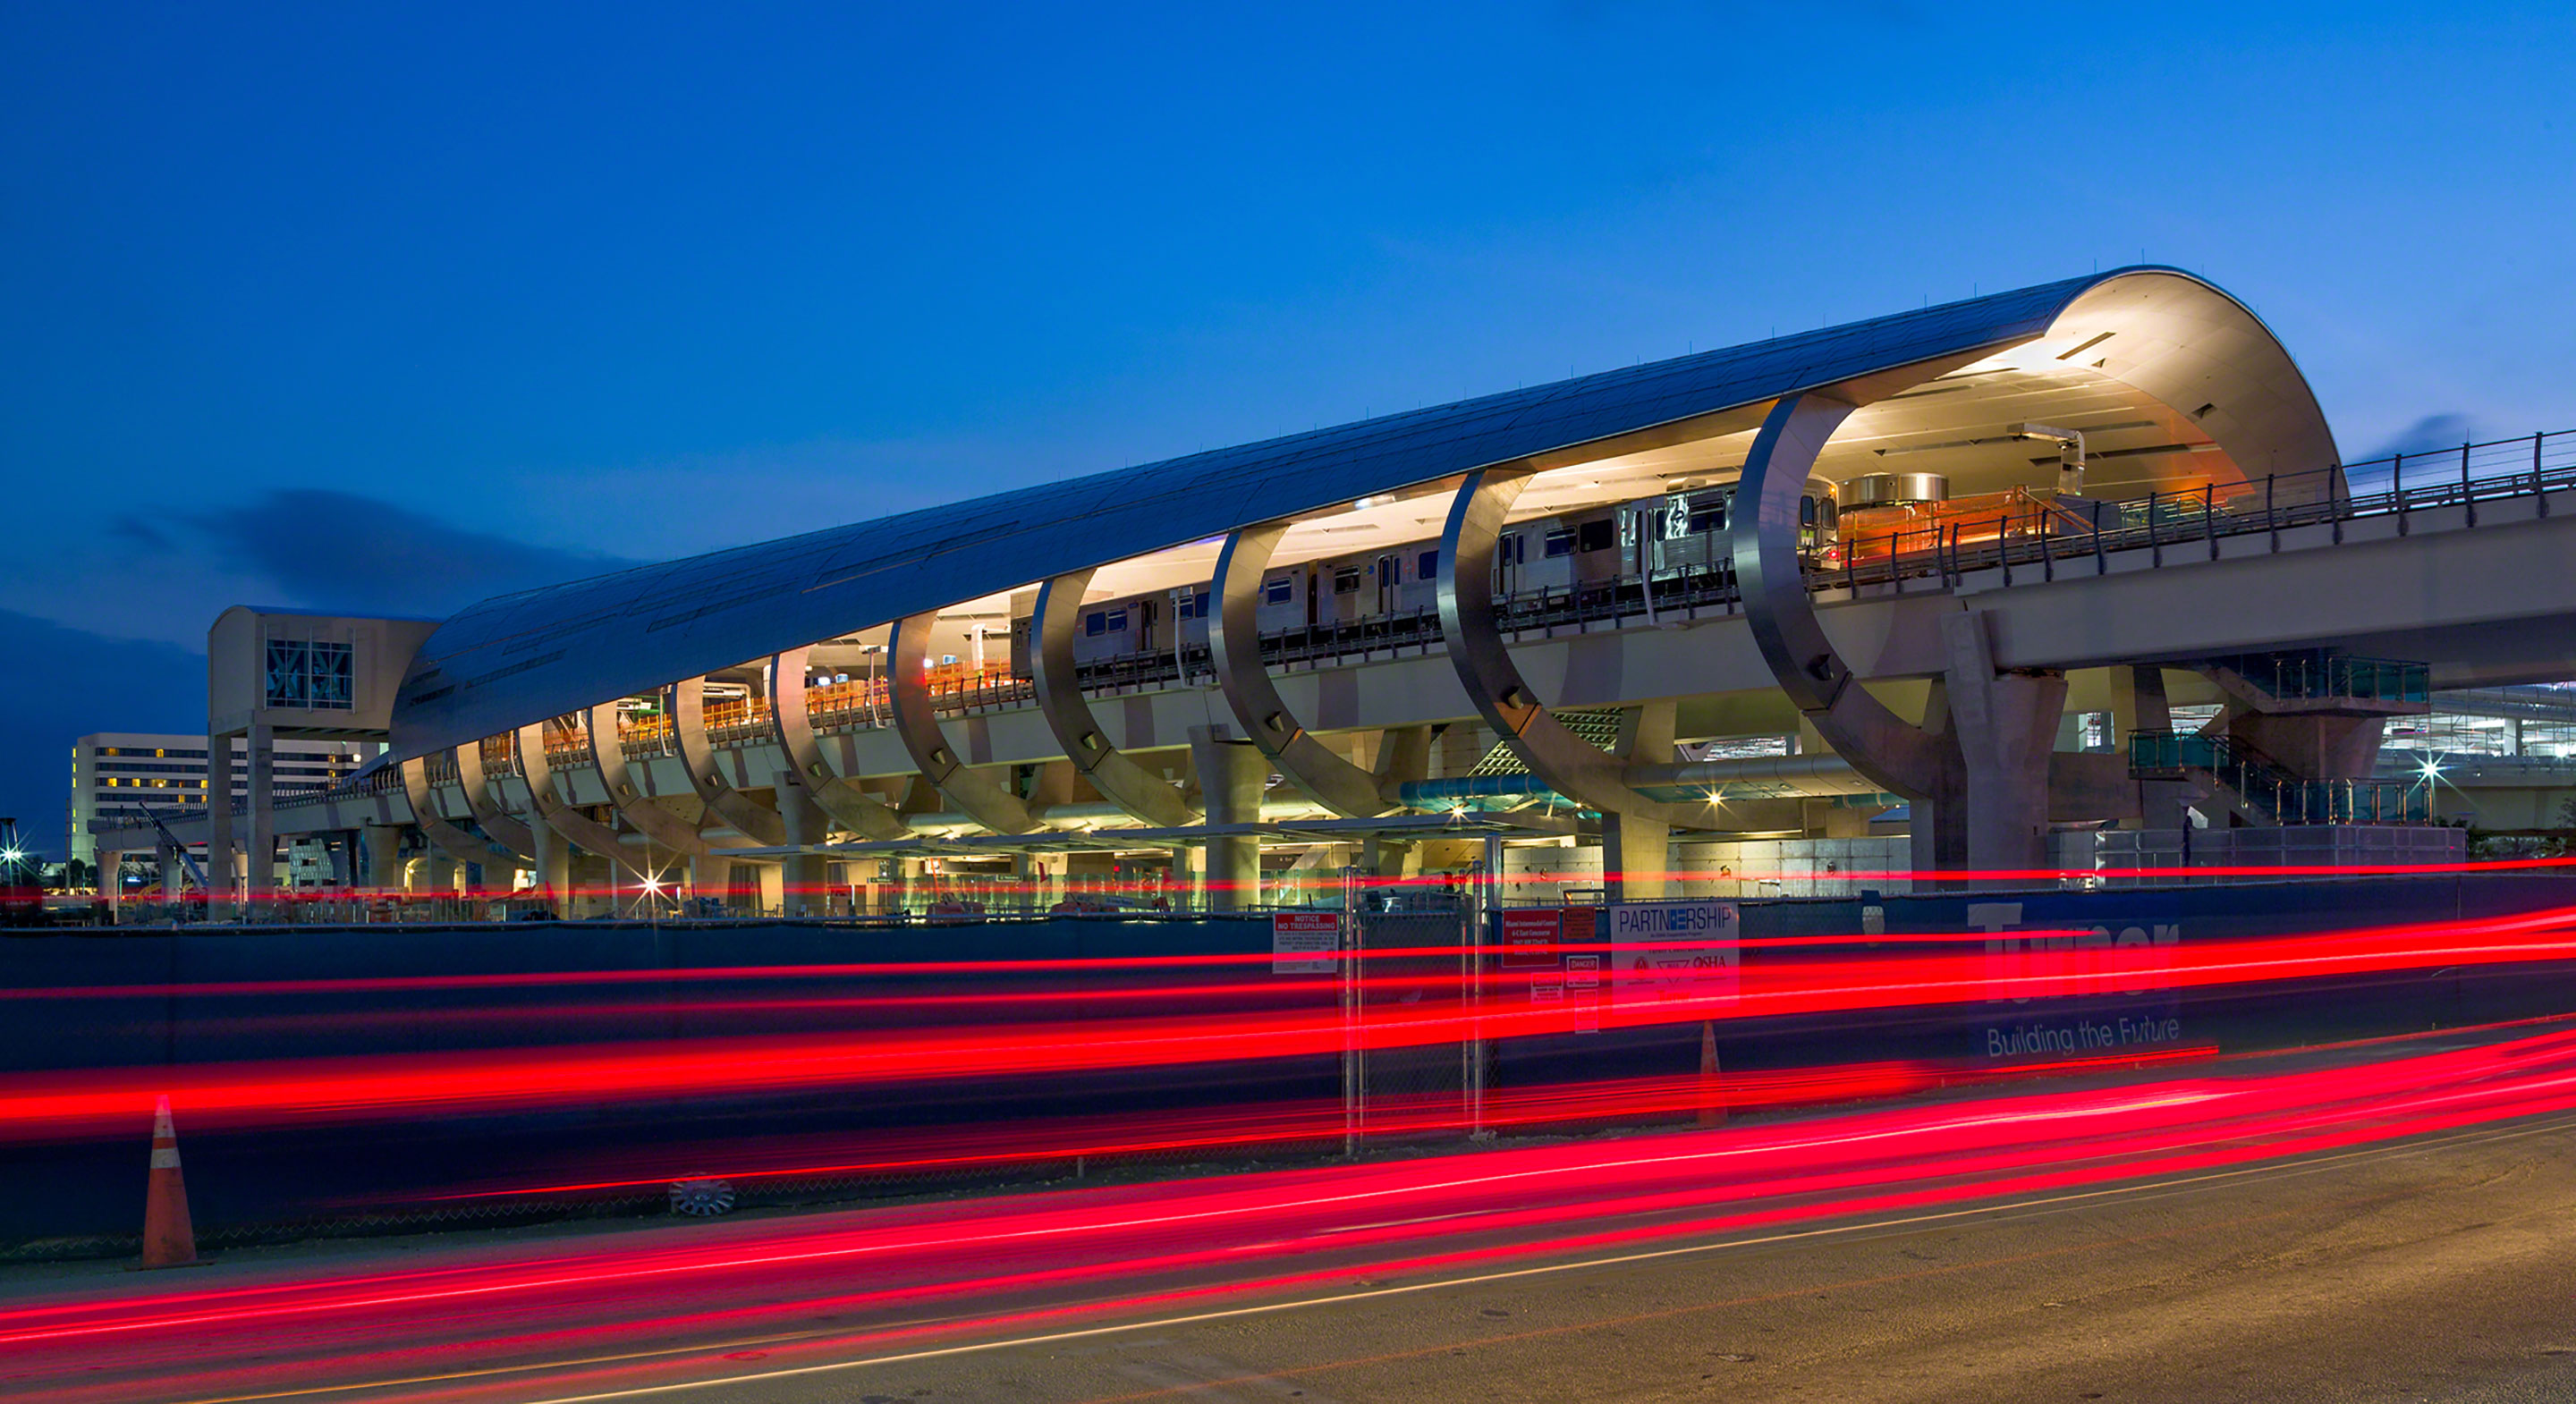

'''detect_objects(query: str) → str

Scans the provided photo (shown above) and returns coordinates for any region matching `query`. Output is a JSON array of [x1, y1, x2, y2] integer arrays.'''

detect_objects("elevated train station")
[[89, 267, 2576, 917]]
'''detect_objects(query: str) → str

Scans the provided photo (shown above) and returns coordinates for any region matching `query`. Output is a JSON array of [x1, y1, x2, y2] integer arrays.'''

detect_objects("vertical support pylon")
[[140, 1095, 198, 1269]]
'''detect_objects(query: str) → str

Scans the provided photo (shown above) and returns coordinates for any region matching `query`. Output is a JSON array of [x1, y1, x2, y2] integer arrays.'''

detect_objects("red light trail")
[[4, 1022, 2574, 1404], [4, 903, 2572, 1137]]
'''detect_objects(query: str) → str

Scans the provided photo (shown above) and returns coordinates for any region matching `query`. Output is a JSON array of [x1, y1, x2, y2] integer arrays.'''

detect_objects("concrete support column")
[[894, 858, 922, 915], [530, 818, 572, 913], [2118, 665, 2192, 831], [361, 824, 402, 892], [1919, 613, 2068, 875], [246, 723, 276, 916], [205, 730, 238, 919], [97, 849, 124, 919], [691, 853, 735, 915], [158, 842, 184, 901], [1602, 813, 1671, 903], [1192, 726, 1267, 913], [1173, 843, 1204, 913], [778, 778, 828, 918]]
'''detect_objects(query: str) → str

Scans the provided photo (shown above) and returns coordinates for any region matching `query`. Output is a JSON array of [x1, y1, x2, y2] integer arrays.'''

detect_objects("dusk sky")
[[4, 4, 2574, 853]]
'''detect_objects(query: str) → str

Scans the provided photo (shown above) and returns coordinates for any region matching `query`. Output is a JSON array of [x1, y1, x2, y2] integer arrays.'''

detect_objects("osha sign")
[[1607, 900, 1741, 1009]]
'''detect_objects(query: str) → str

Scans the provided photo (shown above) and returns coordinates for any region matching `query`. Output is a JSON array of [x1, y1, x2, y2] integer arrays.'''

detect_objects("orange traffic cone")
[[140, 1095, 198, 1269], [1696, 1021, 1728, 1129]]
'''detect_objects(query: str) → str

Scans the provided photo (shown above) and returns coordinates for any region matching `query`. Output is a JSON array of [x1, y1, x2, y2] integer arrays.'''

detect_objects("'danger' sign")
[[1607, 900, 1741, 1008]]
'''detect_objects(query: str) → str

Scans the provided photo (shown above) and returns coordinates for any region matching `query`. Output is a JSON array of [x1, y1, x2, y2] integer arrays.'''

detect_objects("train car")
[[1030, 473, 1842, 675]]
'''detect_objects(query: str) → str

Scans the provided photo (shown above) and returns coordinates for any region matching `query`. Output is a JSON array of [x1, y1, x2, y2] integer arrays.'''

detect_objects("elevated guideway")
[[114, 445, 2576, 861]]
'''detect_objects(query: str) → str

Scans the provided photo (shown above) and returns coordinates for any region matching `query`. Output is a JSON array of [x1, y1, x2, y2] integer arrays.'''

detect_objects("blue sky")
[[4, 3, 2573, 852]]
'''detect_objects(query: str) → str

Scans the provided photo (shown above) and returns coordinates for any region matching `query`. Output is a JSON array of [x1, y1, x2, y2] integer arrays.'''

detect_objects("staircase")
[[2129, 730, 2430, 825]]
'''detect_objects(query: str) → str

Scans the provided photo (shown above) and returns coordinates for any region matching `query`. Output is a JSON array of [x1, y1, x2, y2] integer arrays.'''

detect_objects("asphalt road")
[[9, 1030, 2576, 1404]]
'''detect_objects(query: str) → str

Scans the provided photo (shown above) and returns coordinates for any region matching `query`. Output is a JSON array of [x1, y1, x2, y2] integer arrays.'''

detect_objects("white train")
[[1018, 474, 1840, 674]]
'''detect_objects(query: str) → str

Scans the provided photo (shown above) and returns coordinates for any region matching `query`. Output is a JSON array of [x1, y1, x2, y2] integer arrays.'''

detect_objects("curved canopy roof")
[[389, 266, 2334, 760]]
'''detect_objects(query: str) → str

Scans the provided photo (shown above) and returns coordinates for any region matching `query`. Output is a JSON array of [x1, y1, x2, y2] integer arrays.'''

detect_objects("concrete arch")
[[1208, 524, 1390, 818], [769, 647, 909, 841], [514, 720, 644, 879], [453, 740, 538, 862], [887, 612, 1038, 834], [1434, 467, 1703, 828], [400, 755, 513, 875], [586, 700, 717, 860], [1031, 570, 1199, 828], [1729, 391, 1951, 799], [671, 676, 788, 846]]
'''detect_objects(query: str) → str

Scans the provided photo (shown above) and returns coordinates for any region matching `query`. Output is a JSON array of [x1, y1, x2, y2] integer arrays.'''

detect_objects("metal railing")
[[2129, 730, 2431, 825], [2209, 649, 2430, 706]]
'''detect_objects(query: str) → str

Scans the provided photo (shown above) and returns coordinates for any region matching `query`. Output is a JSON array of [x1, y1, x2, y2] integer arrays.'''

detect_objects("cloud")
[[0, 610, 206, 862], [2342, 412, 2487, 492], [2358, 412, 2483, 463], [164, 489, 648, 621]]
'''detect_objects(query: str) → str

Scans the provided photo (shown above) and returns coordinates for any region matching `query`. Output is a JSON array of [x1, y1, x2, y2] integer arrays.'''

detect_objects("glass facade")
[[264, 639, 355, 711]]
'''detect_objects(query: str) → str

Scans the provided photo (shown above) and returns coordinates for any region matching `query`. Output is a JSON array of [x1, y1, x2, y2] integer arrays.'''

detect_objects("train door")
[[1376, 554, 1400, 617], [1497, 531, 1524, 596]]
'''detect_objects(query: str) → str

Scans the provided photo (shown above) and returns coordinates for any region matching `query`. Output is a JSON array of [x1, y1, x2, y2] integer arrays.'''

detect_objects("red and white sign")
[[1270, 911, 1341, 974], [1564, 953, 1602, 1033], [1499, 909, 1568, 970]]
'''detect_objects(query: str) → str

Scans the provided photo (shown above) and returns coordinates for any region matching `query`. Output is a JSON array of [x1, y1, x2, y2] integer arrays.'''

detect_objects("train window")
[[1417, 549, 1438, 579], [1263, 577, 1294, 605], [1543, 529, 1576, 559], [1577, 519, 1616, 554], [1104, 607, 1128, 633], [1084, 612, 1106, 638], [1333, 566, 1361, 595], [1689, 503, 1724, 534], [1182, 589, 1210, 619], [1819, 499, 1838, 529], [1501, 533, 1525, 563], [1799, 497, 1818, 529]]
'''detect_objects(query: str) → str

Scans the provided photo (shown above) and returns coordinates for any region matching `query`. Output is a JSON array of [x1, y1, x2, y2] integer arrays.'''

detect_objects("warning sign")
[[1565, 954, 1602, 1033], [1270, 910, 1340, 974]]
